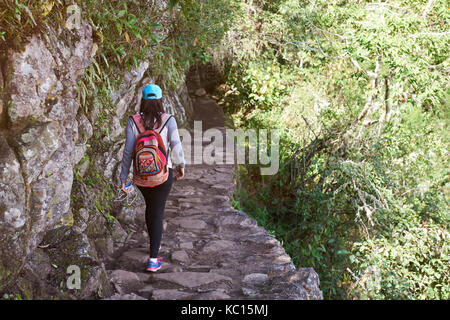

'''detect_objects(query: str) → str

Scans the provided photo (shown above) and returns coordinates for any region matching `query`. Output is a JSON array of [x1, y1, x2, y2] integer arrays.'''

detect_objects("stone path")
[[104, 94, 322, 300]]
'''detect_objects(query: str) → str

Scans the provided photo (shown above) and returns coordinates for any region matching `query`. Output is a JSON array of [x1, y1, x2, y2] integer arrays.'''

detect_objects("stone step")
[[150, 272, 233, 290]]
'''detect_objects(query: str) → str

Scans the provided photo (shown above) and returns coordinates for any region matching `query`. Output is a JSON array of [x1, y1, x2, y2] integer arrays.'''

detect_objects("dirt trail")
[[104, 94, 322, 300]]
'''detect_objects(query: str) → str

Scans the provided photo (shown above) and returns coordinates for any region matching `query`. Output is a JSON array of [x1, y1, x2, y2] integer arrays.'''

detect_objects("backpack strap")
[[131, 114, 146, 134], [131, 113, 173, 133], [156, 113, 173, 133]]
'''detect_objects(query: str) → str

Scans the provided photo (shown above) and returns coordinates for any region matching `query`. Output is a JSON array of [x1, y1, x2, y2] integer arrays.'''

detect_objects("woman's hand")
[[175, 167, 185, 181], [121, 183, 130, 194]]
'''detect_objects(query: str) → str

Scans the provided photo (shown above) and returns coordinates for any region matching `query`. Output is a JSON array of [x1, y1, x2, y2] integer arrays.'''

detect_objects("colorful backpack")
[[131, 113, 173, 187]]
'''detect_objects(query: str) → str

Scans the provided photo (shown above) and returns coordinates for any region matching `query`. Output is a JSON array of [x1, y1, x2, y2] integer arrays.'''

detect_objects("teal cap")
[[142, 84, 162, 100]]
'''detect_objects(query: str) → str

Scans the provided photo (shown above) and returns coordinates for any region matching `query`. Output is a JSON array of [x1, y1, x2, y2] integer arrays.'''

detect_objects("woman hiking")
[[119, 83, 186, 272]]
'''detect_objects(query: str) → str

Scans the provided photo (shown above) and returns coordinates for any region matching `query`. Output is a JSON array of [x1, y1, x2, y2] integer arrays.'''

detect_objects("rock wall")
[[0, 17, 193, 298], [0, 23, 94, 294]]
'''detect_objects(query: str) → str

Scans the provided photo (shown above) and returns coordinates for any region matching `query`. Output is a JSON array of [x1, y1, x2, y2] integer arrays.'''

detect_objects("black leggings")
[[137, 168, 173, 258]]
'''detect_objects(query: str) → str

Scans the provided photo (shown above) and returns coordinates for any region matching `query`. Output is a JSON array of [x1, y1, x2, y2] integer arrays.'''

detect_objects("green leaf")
[[168, 0, 180, 9], [116, 22, 123, 35], [150, 23, 163, 29], [16, 2, 37, 27], [130, 29, 142, 40], [101, 54, 110, 68], [127, 14, 138, 25]]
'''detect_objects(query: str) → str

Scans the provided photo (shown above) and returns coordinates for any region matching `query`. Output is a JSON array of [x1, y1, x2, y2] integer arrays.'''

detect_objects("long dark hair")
[[139, 95, 165, 130]]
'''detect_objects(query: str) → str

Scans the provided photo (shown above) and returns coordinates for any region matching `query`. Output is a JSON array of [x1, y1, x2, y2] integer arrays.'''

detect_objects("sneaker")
[[146, 258, 162, 272]]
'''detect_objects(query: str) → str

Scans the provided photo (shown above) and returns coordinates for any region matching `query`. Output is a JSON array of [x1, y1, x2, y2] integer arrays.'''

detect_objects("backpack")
[[130, 113, 173, 187]]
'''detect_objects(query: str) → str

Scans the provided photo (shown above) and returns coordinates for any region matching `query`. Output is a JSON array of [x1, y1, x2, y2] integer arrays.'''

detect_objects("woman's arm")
[[119, 117, 137, 190], [166, 116, 186, 180]]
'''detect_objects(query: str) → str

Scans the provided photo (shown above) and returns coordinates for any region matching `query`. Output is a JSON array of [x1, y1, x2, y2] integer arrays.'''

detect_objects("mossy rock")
[[40, 226, 113, 299]]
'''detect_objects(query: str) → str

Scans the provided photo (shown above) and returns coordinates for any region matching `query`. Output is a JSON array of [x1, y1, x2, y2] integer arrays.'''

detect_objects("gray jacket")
[[119, 113, 185, 184]]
